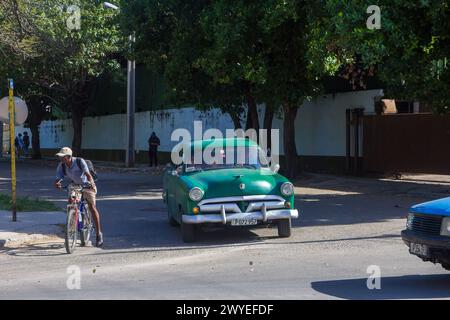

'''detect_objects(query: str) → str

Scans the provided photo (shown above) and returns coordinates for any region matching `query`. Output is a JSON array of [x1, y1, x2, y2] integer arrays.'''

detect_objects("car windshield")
[[184, 146, 269, 172]]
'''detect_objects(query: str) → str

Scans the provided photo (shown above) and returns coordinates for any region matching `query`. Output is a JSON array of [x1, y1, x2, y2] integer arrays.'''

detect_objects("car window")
[[184, 146, 269, 172]]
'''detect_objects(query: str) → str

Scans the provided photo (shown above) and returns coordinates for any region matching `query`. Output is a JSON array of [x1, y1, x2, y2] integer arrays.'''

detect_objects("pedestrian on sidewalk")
[[22, 132, 30, 157], [14, 133, 24, 158], [148, 132, 160, 167]]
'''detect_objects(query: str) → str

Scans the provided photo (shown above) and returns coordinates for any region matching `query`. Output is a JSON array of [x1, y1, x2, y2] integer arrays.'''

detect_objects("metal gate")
[[363, 113, 450, 174]]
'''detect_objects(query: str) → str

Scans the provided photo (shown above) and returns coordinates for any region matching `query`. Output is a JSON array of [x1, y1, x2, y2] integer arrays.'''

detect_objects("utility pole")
[[126, 32, 136, 168], [103, 2, 136, 167]]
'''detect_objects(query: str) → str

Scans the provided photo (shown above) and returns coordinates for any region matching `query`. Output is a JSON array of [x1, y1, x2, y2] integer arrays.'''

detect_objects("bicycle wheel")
[[80, 205, 93, 247], [65, 208, 78, 254]]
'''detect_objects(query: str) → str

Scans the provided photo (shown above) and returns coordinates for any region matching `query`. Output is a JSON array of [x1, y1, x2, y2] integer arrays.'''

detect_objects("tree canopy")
[[0, 0, 123, 155], [324, 0, 450, 112]]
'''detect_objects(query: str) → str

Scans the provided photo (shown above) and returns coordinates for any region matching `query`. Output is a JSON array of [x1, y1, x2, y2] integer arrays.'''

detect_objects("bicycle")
[[61, 182, 95, 254]]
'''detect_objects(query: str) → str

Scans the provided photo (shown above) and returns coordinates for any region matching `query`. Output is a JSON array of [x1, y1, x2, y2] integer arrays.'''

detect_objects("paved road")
[[0, 160, 449, 299]]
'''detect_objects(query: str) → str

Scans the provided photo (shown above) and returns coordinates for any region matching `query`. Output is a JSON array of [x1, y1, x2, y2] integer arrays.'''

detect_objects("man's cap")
[[56, 147, 73, 157]]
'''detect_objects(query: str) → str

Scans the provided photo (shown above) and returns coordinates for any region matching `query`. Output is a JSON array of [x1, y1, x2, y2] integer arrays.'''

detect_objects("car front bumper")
[[401, 229, 450, 262], [182, 209, 299, 224]]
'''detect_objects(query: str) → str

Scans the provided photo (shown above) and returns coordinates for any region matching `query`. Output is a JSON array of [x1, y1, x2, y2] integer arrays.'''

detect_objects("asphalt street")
[[0, 160, 449, 299]]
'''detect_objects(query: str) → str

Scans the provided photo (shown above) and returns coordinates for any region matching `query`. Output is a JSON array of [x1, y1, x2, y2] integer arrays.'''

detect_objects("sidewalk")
[[1, 156, 166, 175], [294, 172, 450, 199], [0, 210, 65, 249]]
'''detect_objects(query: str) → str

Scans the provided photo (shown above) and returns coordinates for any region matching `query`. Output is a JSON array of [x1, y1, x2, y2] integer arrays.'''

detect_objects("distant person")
[[22, 132, 30, 157], [14, 133, 24, 158], [148, 132, 160, 167]]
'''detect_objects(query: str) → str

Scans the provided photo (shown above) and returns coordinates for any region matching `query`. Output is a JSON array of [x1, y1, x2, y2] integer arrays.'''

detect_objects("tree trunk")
[[27, 96, 47, 160], [30, 123, 41, 159], [283, 103, 298, 179], [228, 111, 242, 129], [263, 103, 275, 151], [70, 80, 91, 156], [245, 93, 259, 132], [71, 105, 84, 156]]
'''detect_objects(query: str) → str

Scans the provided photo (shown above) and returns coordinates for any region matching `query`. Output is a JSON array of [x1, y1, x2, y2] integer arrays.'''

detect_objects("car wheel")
[[168, 211, 179, 227], [277, 218, 291, 238], [441, 263, 450, 271], [181, 222, 196, 243]]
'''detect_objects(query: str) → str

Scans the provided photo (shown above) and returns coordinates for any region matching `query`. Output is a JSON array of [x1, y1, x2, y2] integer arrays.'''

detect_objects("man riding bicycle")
[[54, 147, 104, 247]]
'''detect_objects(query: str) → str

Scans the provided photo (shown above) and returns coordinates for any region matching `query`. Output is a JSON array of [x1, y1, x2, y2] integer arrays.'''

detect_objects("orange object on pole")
[[8, 79, 16, 222]]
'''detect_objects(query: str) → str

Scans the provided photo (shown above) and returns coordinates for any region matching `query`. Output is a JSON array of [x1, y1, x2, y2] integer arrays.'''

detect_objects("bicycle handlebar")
[[59, 180, 92, 191]]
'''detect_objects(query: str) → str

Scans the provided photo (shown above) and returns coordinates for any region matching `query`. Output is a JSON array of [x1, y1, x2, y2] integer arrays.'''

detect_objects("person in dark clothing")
[[22, 132, 30, 157], [148, 132, 160, 167], [14, 133, 24, 158]]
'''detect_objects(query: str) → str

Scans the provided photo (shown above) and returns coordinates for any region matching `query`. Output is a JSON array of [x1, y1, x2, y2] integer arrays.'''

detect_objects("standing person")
[[148, 132, 160, 167], [22, 132, 30, 157], [54, 147, 104, 247], [14, 134, 24, 158]]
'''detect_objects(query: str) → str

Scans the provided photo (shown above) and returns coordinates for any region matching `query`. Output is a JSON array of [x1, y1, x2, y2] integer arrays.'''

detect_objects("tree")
[[201, 1, 334, 178], [119, 0, 260, 131], [324, 0, 450, 113], [0, 0, 122, 155], [121, 0, 338, 178]]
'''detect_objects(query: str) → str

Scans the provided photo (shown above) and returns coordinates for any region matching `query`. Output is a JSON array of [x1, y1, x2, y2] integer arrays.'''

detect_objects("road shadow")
[[3, 159, 449, 254], [311, 274, 450, 299]]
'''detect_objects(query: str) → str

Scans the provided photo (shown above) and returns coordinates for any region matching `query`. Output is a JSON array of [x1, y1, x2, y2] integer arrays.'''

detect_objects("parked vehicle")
[[401, 197, 450, 270], [163, 138, 299, 242]]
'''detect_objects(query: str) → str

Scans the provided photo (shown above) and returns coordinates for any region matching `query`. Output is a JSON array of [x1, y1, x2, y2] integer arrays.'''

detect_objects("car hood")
[[410, 197, 450, 216], [180, 168, 288, 198]]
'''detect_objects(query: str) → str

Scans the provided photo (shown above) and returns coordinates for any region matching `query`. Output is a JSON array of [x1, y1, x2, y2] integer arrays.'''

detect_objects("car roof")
[[189, 138, 259, 149]]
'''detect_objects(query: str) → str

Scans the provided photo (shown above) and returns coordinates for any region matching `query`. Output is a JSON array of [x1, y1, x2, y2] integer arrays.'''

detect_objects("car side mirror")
[[273, 164, 280, 173]]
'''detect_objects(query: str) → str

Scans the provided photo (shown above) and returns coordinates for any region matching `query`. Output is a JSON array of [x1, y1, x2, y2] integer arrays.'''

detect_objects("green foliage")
[[0, 0, 123, 109], [0, 193, 61, 212], [120, 0, 336, 110], [325, 0, 450, 112]]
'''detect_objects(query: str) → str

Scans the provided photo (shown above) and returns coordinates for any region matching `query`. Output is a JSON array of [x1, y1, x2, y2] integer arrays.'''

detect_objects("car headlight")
[[280, 182, 294, 196], [441, 217, 450, 236], [189, 187, 204, 202], [406, 213, 414, 230]]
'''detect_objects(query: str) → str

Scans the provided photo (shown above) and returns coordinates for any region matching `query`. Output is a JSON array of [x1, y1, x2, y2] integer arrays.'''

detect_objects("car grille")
[[411, 214, 443, 236]]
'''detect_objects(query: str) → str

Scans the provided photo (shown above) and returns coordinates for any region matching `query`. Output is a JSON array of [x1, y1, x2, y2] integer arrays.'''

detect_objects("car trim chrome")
[[220, 205, 227, 224], [182, 209, 299, 224], [198, 195, 286, 206]]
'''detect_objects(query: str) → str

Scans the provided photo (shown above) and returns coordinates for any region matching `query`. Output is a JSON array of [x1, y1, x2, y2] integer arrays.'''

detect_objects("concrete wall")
[[16, 89, 382, 161]]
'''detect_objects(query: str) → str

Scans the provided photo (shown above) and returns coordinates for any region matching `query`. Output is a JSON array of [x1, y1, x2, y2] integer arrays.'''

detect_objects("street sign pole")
[[8, 79, 17, 222]]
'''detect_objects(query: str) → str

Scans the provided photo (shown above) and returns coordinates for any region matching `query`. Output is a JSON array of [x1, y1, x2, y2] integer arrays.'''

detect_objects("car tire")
[[277, 218, 291, 238], [441, 263, 450, 271], [181, 222, 196, 243], [168, 211, 179, 227]]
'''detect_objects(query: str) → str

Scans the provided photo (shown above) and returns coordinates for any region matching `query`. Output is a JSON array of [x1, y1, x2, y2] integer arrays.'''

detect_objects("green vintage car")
[[162, 138, 299, 242]]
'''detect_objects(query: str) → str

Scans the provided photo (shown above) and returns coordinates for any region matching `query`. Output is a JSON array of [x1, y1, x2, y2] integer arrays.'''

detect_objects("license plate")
[[410, 243, 429, 256], [230, 218, 258, 226]]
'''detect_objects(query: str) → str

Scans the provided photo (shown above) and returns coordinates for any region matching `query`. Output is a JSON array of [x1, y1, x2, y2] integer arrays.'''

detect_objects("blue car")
[[401, 197, 450, 270]]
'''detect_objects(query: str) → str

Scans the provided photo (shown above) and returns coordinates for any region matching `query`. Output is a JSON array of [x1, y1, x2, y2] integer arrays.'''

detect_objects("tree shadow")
[[3, 160, 450, 255], [311, 274, 450, 300]]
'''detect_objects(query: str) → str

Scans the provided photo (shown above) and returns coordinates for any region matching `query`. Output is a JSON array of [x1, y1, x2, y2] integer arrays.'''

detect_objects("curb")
[[6, 157, 166, 175], [0, 233, 64, 249]]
